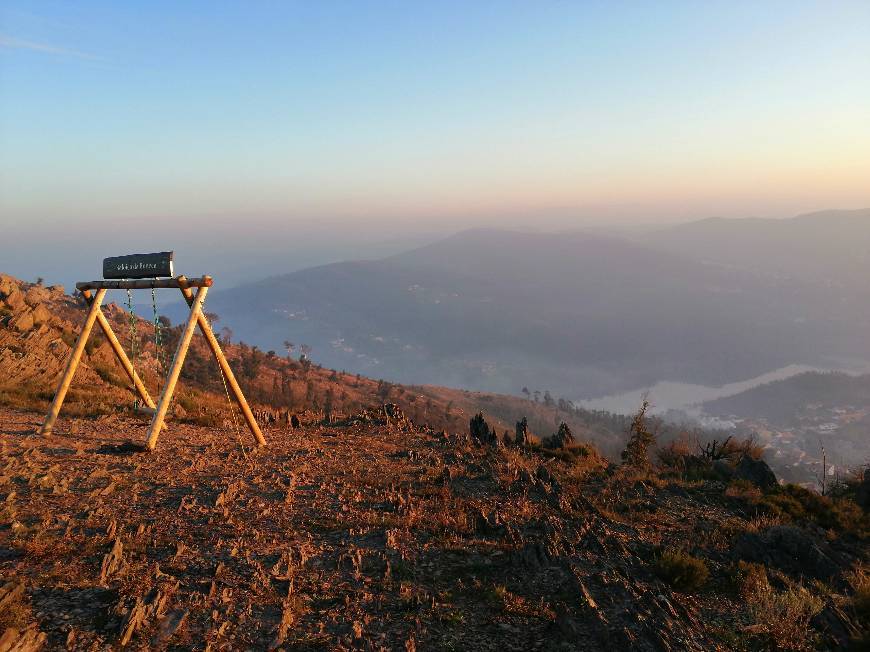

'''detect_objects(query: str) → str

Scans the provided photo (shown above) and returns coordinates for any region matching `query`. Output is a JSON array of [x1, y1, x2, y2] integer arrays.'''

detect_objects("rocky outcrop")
[[30, 303, 52, 326], [3, 288, 25, 311], [0, 274, 18, 297], [8, 311, 34, 333], [734, 525, 840, 580], [734, 456, 778, 490], [23, 286, 50, 307], [0, 280, 107, 389]]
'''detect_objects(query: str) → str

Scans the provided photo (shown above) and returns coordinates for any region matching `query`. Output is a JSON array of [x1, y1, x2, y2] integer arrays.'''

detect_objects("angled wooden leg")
[[178, 281, 266, 446], [81, 289, 156, 410], [145, 286, 208, 450], [39, 288, 107, 435]]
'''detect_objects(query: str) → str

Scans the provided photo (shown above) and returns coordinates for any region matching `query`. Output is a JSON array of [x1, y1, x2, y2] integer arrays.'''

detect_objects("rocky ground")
[[0, 405, 867, 651]]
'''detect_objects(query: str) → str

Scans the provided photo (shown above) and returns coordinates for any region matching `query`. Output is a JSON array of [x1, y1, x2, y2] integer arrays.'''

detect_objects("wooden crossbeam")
[[75, 276, 212, 291], [38, 276, 266, 452]]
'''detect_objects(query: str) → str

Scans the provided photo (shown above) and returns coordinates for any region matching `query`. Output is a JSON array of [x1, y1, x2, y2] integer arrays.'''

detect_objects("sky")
[[1, 1, 870, 287]]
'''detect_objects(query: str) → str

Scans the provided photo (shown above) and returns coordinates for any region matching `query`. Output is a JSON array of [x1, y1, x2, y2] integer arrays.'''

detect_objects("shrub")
[[543, 422, 576, 449], [657, 435, 693, 469], [469, 412, 496, 445], [653, 548, 709, 592], [622, 400, 658, 469], [746, 586, 823, 651], [699, 435, 764, 462], [759, 484, 869, 538], [732, 560, 769, 600], [725, 479, 763, 502], [548, 442, 608, 477]]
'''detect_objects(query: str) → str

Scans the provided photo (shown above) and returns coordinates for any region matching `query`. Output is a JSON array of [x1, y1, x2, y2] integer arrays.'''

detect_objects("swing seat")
[[103, 252, 174, 280]]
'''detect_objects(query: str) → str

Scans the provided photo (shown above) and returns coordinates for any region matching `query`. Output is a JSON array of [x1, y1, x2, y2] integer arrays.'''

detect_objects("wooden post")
[[145, 286, 208, 450], [39, 288, 107, 435], [81, 289, 157, 410], [177, 280, 266, 446]]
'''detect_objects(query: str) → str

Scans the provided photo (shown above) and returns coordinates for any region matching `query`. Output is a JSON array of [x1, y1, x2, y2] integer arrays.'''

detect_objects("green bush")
[[653, 548, 709, 592], [759, 484, 868, 538]]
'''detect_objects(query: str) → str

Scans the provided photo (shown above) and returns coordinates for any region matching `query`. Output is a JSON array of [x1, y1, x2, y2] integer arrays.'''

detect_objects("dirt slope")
[[0, 406, 867, 650]]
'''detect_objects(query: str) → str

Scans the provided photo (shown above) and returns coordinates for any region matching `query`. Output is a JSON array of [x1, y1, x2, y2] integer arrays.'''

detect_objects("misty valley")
[[179, 209, 870, 485]]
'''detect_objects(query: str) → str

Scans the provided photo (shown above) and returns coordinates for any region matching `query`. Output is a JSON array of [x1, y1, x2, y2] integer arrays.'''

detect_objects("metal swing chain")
[[217, 358, 248, 458], [125, 280, 247, 456], [125, 288, 140, 410], [199, 310, 248, 458], [151, 286, 167, 394]]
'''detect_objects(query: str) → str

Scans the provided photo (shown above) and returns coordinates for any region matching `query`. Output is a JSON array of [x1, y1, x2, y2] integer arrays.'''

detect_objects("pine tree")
[[621, 400, 656, 468]]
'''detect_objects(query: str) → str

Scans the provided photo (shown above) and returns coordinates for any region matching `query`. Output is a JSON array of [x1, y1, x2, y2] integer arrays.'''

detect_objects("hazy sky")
[[2, 1, 870, 284]]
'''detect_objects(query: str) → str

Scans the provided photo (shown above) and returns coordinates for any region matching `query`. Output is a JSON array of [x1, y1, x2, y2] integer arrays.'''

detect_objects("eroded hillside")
[[0, 273, 629, 455]]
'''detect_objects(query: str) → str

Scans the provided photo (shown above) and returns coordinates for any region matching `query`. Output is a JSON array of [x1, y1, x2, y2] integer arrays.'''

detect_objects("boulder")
[[30, 303, 52, 326], [9, 311, 34, 332], [734, 525, 840, 580], [4, 289, 25, 311], [23, 286, 50, 307], [0, 274, 18, 298], [712, 459, 735, 481], [734, 456, 778, 490]]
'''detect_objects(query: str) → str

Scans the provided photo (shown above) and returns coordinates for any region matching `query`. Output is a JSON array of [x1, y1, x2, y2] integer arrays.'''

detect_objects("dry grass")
[[744, 585, 823, 651], [0, 584, 30, 632], [742, 513, 787, 533], [847, 566, 870, 623], [732, 561, 769, 601], [483, 583, 555, 620], [725, 478, 763, 502]]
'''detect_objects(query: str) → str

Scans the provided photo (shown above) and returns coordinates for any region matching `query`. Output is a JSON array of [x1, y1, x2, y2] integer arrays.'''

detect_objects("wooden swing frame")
[[38, 275, 266, 450]]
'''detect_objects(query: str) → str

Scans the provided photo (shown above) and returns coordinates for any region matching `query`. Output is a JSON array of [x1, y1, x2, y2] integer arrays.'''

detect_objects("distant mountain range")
[[199, 209, 870, 400], [643, 208, 870, 290]]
